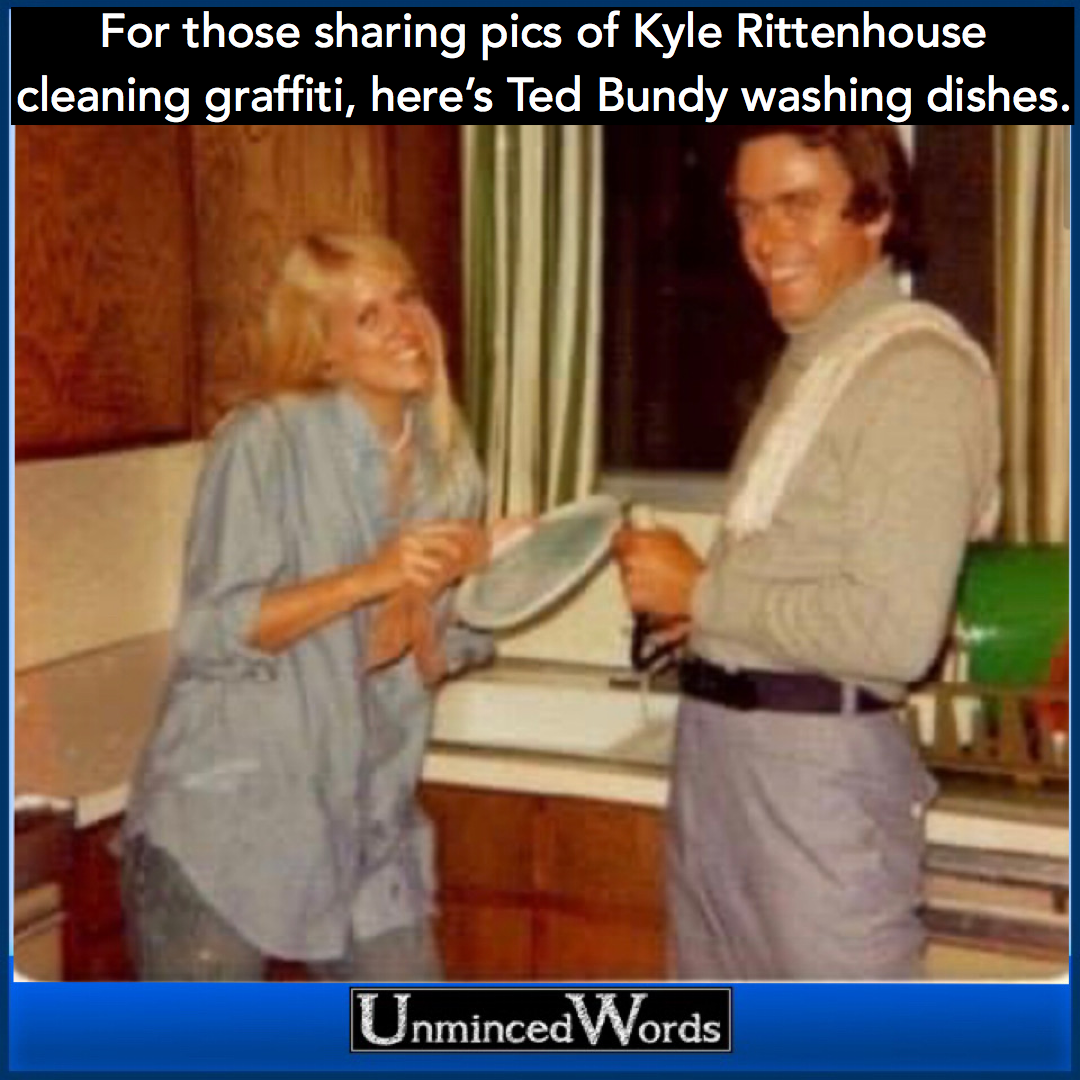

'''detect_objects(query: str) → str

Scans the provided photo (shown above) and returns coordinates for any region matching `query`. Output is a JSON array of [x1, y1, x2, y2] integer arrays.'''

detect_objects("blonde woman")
[[122, 234, 496, 980]]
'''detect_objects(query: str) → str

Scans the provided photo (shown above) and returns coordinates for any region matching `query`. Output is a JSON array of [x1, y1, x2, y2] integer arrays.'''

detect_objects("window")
[[601, 126, 781, 482]]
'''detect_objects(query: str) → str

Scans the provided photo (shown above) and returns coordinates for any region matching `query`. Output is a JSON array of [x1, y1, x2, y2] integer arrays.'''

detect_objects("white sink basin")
[[432, 663, 678, 765]]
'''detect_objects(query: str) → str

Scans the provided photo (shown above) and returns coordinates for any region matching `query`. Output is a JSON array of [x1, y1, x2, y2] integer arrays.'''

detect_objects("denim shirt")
[[123, 389, 493, 960]]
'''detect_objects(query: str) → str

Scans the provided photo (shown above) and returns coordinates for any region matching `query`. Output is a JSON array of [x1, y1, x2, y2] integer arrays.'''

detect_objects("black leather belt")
[[679, 656, 895, 714]]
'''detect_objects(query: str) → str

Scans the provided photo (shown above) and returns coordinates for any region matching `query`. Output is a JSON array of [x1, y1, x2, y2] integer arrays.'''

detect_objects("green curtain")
[[995, 126, 1070, 543], [462, 126, 603, 516]]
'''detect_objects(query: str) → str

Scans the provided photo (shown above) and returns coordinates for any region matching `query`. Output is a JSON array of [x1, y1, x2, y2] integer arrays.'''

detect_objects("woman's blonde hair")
[[261, 232, 467, 486]]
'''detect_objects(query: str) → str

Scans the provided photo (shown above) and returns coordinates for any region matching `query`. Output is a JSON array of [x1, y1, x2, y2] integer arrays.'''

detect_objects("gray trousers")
[[121, 837, 443, 981], [667, 696, 937, 981]]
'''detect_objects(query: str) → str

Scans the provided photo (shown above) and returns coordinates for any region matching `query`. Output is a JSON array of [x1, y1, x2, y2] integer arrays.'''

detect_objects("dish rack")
[[904, 682, 1068, 786]]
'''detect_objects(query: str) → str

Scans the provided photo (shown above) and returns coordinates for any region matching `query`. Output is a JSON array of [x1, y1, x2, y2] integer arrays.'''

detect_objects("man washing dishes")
[[613, 126, 1001, 980]]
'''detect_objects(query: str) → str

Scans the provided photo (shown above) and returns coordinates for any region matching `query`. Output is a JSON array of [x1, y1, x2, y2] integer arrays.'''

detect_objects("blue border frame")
[[6, 975, 1074, 1071], [6, 1, 1073, 1075]]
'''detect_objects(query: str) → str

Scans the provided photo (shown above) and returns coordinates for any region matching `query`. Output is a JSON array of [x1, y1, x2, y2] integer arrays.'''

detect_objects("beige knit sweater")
[[690, 264, 1002, 701]]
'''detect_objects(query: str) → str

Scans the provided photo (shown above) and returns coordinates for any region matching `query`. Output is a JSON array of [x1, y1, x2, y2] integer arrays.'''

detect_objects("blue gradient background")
[[6, 968, 1072, 1071]]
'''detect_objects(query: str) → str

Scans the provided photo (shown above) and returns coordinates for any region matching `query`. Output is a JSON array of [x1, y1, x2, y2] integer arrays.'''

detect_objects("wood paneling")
[[437, 902, 534, 981], [424, 783, 536, 979], [423, 783, 534, 894], [386, 126, 463, 385], [536, 911, 665, 980], [191, 126, 462, 428], [14, 808, 73, 894], [533, 796, 666, 979], [535, 796, 665, 912], [422, 784, 668, 982], [15, 127, 196, 458], [190, 125, 393, 427], [16, 125, 462, 451], [63, 817, 134, 980]]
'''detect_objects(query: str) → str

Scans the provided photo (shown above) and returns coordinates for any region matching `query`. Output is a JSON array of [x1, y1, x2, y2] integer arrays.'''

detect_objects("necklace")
[[388, 411, 413, 455]]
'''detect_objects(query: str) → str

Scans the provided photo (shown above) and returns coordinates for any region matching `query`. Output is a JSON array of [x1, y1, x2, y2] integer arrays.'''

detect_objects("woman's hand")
[[375, 521, 491, 596], [248, 522, 490, 655], [365, 520, 494, 680]]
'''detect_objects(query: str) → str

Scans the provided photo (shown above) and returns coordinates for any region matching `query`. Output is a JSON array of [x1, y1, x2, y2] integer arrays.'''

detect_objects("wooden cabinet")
[[14, 808, 74, 981], [533, 797, 665, 980], [193, 124, 461, 427], [54, 790, 1069, 982], [16, 125, 462, 455], [60, 787, 664, 981], [15, 126, 198, 458], [423, 786, 536, 978], [422, 784, 667, 981], [189, 125, 391, 427], [384, 126, 463, 386], [63, 816, 134, 981]]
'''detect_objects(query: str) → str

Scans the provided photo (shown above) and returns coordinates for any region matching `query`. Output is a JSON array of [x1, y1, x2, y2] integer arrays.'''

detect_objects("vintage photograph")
[[13, 124, 1068, 984]]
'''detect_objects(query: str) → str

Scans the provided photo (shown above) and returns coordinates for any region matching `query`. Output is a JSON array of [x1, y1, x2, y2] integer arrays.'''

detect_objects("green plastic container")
[[955, 544, 1069, 687]]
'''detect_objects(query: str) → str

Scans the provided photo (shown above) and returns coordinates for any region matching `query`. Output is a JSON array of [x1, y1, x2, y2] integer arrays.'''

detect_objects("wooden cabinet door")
[[535, 797, 666, 980], [63, 817, 134, 980], [436, 902, 533, 982], [15, 126, 197, 458], [422, 783, 667, 981], [422, 784, 535, 981], [192, 125, 461, 428], [423, 783, 535, 894], [536, 797, 665, 911], [535, 910, 665, 981], [190, 125, 393, 428], [15, 125, 461, 452]]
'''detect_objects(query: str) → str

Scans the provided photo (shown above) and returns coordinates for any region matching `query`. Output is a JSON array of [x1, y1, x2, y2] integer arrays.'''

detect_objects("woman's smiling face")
[[324, 258, 439, 407]]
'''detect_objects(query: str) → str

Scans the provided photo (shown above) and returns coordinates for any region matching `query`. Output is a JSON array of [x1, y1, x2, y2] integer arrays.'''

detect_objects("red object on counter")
[[1033, 635, 1069, 733]]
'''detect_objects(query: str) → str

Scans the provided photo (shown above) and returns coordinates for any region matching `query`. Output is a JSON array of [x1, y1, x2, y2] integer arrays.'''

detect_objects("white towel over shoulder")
[[724, 300, 1000, 541]]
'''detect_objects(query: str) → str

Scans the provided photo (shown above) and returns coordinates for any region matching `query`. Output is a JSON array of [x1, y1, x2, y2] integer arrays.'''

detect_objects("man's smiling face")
[[731, 133, 891, 329]]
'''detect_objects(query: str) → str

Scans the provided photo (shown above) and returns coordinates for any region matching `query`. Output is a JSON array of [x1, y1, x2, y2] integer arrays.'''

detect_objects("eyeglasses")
[[729, 189, 836, 231]]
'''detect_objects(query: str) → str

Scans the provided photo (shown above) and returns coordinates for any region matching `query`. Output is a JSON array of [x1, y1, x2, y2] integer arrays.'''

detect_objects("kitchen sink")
[[432, 660, 678, 765]]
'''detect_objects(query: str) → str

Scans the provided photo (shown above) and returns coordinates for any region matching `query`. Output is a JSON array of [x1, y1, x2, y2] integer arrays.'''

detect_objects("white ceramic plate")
[[455, 494, 623, 631]]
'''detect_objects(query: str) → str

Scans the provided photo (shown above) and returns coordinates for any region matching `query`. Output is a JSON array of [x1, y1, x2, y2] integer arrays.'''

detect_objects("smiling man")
[[613, 126, 1001, 980]]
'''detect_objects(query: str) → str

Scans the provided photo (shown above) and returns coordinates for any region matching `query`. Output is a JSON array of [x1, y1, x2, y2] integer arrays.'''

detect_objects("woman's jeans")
[[121, 836, 444, 981]]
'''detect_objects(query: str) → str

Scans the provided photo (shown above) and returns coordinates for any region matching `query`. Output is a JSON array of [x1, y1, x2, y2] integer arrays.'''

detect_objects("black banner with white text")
[[9, 6, 1076, 125]]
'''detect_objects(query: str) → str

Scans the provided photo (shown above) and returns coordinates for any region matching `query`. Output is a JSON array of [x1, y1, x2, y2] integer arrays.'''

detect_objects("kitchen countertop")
[[13, 641, 1070, 863]]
